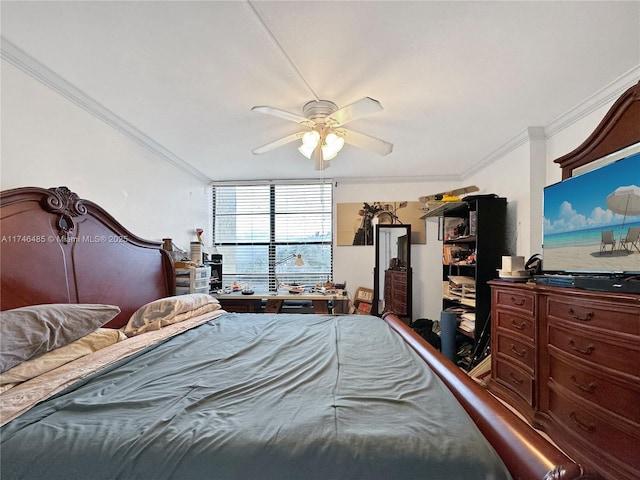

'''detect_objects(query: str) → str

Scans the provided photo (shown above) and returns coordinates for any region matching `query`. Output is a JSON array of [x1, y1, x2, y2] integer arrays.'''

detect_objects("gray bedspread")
[[1, 314, 512, 480]]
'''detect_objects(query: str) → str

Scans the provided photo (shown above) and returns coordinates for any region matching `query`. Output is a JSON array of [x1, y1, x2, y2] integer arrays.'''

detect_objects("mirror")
[[372, 224, 412, 320]]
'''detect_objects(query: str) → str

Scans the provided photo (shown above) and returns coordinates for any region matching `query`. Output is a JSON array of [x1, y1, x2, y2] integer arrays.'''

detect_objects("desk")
[[214, 292, 349, 314]]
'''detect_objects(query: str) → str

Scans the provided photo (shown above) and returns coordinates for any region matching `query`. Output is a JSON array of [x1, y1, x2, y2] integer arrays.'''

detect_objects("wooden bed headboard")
[[0, 186, 175, 328], [554, 80, 640, 179]]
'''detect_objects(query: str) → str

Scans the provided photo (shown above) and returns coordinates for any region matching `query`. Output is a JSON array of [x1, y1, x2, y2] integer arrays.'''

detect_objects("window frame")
[[211, 180, 334, 292]]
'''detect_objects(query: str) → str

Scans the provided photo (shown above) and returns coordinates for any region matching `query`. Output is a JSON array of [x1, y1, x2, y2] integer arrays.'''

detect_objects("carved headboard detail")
[[0, 186, 175, 328], [40, 186, 88, 244], [554, 80, 640, 179]]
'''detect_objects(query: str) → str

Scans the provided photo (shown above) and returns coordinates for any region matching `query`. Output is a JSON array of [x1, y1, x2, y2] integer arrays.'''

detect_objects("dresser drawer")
[[546, 296, 640, 335], [393, 291, 406, 303], [494, 288, 535, 315], [496, 332, 534, 371], [548, 324, 640, 376], [489, 281, 640, 480], [394, 281, 407, 294], [494, 358, 534, 406], [549, 389, 640, 472], [495, 310, 534, 341], [549, 354, 640, 424]]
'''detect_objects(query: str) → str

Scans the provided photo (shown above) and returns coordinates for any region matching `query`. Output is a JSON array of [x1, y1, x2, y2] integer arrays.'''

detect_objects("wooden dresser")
[[489, 280, 640, 480], [384, 269, 408, 316]]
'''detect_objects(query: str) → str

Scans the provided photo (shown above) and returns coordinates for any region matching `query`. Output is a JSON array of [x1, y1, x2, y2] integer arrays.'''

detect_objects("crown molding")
[[460, 65, 640, 180], [334, 173, 463, 185], [544, 65, 640, 138], [461, 129, 531, 180], [1, 38, 212, 185]]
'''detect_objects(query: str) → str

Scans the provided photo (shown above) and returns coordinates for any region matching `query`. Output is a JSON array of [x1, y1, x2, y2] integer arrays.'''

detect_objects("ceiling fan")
[[251, 97, 393, 170]]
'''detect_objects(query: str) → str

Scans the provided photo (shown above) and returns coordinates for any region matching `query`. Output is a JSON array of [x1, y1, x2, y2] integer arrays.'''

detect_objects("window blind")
[[212, 181, 333, 292]]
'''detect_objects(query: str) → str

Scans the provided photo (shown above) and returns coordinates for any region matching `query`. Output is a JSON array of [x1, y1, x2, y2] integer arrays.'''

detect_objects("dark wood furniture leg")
[[311, 300, 329, 314], [264, 299, 284, 313]]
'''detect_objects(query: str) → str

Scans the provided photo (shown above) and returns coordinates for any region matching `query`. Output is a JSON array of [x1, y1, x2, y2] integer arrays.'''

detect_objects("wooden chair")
[[619, 226, 640, 253], [600, 229, 616, 254]]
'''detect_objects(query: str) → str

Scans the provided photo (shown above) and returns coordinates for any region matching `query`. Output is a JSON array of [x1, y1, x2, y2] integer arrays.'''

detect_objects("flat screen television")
[[543, 151, 640, 275]]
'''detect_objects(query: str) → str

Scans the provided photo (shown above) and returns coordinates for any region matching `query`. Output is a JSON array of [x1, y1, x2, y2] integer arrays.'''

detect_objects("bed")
[[0, 186, 593, 479]]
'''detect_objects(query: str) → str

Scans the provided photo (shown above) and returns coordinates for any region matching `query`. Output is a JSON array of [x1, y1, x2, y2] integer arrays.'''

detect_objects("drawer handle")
[[568, 308, 593, 322], [569, 412, 595, 433], [510, 344, 527, 357], [510, 296, 525, 306], [568, 340, 595, 355], [509, 372, 523, 385], [510, 319, 526, 330], [570, 375, 596, 394]]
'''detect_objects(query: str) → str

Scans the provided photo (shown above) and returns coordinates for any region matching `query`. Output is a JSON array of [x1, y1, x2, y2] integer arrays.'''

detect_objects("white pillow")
[[0, 328, 126, 386], [0, 304, 121, 373], [124, 294, 220, 336]]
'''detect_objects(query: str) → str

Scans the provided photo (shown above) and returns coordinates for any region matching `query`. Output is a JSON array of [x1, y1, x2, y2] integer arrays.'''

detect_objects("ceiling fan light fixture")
[[324, 132, 344, 150], [253, 97, 391, 169], [298, 130, 320, 159], [302, 130, 320, 147], [321, 132, 345, 160], [321, 149, 338, 161], [298, 143, 315, 159]]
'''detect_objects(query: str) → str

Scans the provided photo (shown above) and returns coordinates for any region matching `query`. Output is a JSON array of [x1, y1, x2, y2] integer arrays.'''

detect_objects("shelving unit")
[[175, 266, 211, 295], [205, 253, 223, 293], [428, 196, 507, 368]]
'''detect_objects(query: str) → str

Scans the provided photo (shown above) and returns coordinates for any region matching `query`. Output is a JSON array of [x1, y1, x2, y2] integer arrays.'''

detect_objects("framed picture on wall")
[[336, 201, 426, 245]]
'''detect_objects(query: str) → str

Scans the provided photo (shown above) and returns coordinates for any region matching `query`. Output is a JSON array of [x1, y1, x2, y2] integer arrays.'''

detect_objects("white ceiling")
[[2, 1, 639, 183]]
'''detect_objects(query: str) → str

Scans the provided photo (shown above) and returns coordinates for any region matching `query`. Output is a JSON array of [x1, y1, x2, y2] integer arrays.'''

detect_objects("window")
[[212, 181, 333, 292]]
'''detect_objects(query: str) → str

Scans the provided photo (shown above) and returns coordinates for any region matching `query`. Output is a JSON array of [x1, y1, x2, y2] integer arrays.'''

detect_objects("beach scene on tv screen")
[[543, 152, 640, 273]]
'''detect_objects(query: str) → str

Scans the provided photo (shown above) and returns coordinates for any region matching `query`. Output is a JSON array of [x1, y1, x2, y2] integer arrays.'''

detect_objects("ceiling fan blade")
[[328, 97, 383, 127], [342, 128, 393, 156], [252, 132, 303, 155], [251, 106, 312, 125]]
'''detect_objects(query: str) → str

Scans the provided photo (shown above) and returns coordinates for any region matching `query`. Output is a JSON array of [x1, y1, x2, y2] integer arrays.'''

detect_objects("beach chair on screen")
[[619, 226, 640, 253], [600, 230, 616, 255]]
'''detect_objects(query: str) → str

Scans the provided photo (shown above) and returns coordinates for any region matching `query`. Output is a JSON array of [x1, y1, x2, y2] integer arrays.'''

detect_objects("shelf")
[[438, 196, 507, 370], [420, 201, 467, 219], [457, 328, 474, 339], [443, 296, 476, 307], [444, 235, 476, 244]]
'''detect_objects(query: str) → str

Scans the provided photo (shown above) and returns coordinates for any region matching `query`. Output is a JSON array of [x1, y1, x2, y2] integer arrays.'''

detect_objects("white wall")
[[468, 139, 534, 256], [545, 102, 614, 184], [333, 179, 451, 320], [1, 62, 209, 250]]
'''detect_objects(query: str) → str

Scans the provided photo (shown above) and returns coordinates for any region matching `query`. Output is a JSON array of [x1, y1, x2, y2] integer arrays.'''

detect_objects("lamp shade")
[[321, 132, 345, 161], [302, 130, 320, 146], [298, 130, 320, 159]]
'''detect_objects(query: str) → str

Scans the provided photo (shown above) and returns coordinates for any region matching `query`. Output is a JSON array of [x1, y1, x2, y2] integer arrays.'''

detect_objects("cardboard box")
[[353, 287, 374, 315]]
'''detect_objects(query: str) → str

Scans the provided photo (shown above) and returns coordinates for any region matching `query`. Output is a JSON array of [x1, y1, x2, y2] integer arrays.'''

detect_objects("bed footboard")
[[382, 313, 597, 480]]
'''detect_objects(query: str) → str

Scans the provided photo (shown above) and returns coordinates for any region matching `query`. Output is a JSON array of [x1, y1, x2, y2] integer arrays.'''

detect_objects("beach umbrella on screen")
[[606, 185, 640, 229]]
